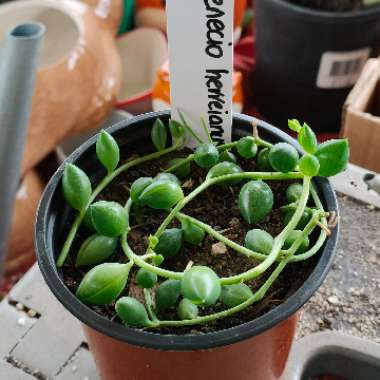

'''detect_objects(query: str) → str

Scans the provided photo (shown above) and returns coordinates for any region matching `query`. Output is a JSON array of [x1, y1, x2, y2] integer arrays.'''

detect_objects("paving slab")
[[0, 359, 36, 380]]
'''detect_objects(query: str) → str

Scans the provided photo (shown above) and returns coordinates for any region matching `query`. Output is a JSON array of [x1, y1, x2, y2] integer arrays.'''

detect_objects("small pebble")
[[327, 296, 339, 305], [17, 317, 26, 326], [72, 365, 78, 373], [15, 303, 24, 311], [27, 309, 37, 318], [211, 242, 227, 256]]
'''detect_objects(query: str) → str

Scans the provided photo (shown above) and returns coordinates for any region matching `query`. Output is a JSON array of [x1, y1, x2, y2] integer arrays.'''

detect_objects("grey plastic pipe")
[[0, 23, 45, 278]]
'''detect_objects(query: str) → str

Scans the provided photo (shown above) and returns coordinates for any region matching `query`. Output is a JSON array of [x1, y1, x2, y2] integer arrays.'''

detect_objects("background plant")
[[57, 116, 349, 329]]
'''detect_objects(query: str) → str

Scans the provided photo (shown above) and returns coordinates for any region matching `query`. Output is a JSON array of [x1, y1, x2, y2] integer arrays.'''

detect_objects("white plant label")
[[166, 0, 234, 146], [317, 48, 370, 89]]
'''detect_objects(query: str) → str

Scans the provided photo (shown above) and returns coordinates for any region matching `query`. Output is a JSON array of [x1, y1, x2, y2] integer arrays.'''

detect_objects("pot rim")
[[268, 0, 380, 23], [35, 111, 339, 351]]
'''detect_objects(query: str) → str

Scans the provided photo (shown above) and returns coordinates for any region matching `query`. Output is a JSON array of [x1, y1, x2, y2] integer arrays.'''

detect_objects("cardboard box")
[[342, 58, 380, 173]]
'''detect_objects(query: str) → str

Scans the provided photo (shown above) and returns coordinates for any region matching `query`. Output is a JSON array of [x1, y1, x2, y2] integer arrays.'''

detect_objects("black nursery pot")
[[36, 111, 339, 380], [254, 0, 380, 132]]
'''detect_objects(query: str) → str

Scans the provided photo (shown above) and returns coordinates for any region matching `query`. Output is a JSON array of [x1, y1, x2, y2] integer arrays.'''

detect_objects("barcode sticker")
[[316, 48, 370, 89]]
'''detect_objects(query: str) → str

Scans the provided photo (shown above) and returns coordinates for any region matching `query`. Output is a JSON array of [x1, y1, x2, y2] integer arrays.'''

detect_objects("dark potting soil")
[[62, 149, 319, 335], [288, 0, 367, 12]]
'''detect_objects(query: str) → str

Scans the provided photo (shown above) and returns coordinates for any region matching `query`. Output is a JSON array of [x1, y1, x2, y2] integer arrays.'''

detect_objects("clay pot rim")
[[269, 0, 380, 23], [35, 111, 339, 351]]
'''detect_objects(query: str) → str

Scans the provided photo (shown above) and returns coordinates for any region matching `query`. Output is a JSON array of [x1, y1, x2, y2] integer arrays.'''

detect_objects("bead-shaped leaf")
[[315, 139, 349, 177], [168, 158, 191, 179], [181, 219, 205, 246], [169, 119, 186, 146], [239, 180, 274, 224], [155, 228, 183, 258], [299, 155, 320, 177], [245, 229, 274, 255], [75, 234, 117, 267], [286, 183, 303, 203], [139, 180, 184, 209], [269, 143, 299, 173], [220, 284, 253, 307], [76, 263, 129, 305], [181, 266, 221, 306], [155, 279, 181, 313], [62, 164, 92, 211], [237, 136, 258, 159], [136, 268, 158, 289], [283, 230, 310, 253], [257, 148, 272, 171], [220, 150, 237, 163], [178, 298, 199, 320], [130, 177, 153, 203], [96, 130, 119, 173], [298, 123, 318, 154], [206, 162, 243, 185], [90, 201, 128, 237], [116, 297, 152, 327], [155, 173, 181, 185], [288, 119, 302, 133], [151, 118, 167, 151], [194, 143, 219, 168]]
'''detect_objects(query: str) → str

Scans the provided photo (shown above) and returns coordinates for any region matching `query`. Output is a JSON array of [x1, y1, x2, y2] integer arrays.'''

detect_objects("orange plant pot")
[[83, 314, 298, 380]]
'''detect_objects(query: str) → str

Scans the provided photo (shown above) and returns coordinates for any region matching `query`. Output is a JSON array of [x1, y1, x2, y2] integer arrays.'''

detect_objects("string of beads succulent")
[[57, 115, 349, 329]]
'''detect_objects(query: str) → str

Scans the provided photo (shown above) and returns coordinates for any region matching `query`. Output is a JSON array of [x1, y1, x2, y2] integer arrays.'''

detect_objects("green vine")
[[58, 116, 349, 329]]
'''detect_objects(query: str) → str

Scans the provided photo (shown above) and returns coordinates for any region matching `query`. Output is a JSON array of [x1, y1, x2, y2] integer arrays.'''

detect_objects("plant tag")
[[316, 48, 370, 89], [166, 0, 234, 146]]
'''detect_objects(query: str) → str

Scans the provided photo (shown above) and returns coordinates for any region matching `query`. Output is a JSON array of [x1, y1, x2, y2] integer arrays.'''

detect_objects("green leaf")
[[257, 148, 272, 171], [168, 158, 191, 179], [75, 234, 117, 267], [220, 150, 237, 163], [181, 219, 205, 246], [136, 268, 158, 289], [299, 155, 320, 177], [288, 119, 302, 133], [220, 284, 253, 307], [245, 229, 274, 255], [206, 162, 243, 185], [155, 280, 181, 313], [155, 173, 181, 186], [298, 124, 318, 154], [139, 180, 184, 209], [76, 263, 129, 305], [116, 297, 152, 327], [62, 164, 92, 211], [269, 143, 299, 173], [155, 228, 183, 258], [152, 254, 164, 266], [169, 119, 186, 146], [283, 209, 311, 230], [96, 130, 119, 173], [236, 136, 258, 159], [283, 230, 309, 253], [194, 143, 219, 168], [239, 181, 274, 224], [83, 208, 96, 231], [315, 139, 349, 177], [151, 118, 167, 151], [177, 298, 199, 320], [286, 183, 303, 203], [130, 177, 153, 203], [90, 201, 128, 237], [181, 266, 221, 306]]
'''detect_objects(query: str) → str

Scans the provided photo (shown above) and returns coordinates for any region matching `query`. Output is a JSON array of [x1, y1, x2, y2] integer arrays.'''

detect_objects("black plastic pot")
[[254, 0, 380, 133], [36, 111, 339, 380]]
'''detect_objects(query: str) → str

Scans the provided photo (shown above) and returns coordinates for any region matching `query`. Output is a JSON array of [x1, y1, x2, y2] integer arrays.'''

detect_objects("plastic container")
[[254, 0, 380, 132], [35, 111, 339, 380]]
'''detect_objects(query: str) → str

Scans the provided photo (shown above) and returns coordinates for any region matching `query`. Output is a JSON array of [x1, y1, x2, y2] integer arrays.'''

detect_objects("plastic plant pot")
[[254, 0, 380, 133], [36, 111, 339, 380]]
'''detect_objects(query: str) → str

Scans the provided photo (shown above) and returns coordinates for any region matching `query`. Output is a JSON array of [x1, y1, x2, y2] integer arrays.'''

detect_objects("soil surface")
[[297, 194, 380, 343], [288, 0, 366, 11], [62, 149, 320, 335]]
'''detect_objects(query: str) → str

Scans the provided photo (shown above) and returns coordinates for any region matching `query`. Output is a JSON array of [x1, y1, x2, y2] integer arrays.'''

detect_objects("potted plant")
[[254, 0, 380, 133], [36, 111, 348, 380]]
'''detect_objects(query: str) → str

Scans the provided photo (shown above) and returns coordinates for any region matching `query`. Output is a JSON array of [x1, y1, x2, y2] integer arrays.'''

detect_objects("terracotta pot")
[[6, 170, 44, 275], [0, 0, 123, 176], [83, 314, 298, 380], [36, 112, 339, 380]]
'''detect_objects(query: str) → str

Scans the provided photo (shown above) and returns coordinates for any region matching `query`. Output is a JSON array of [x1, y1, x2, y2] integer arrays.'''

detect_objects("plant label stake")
[[166, 0, 234, 146]]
